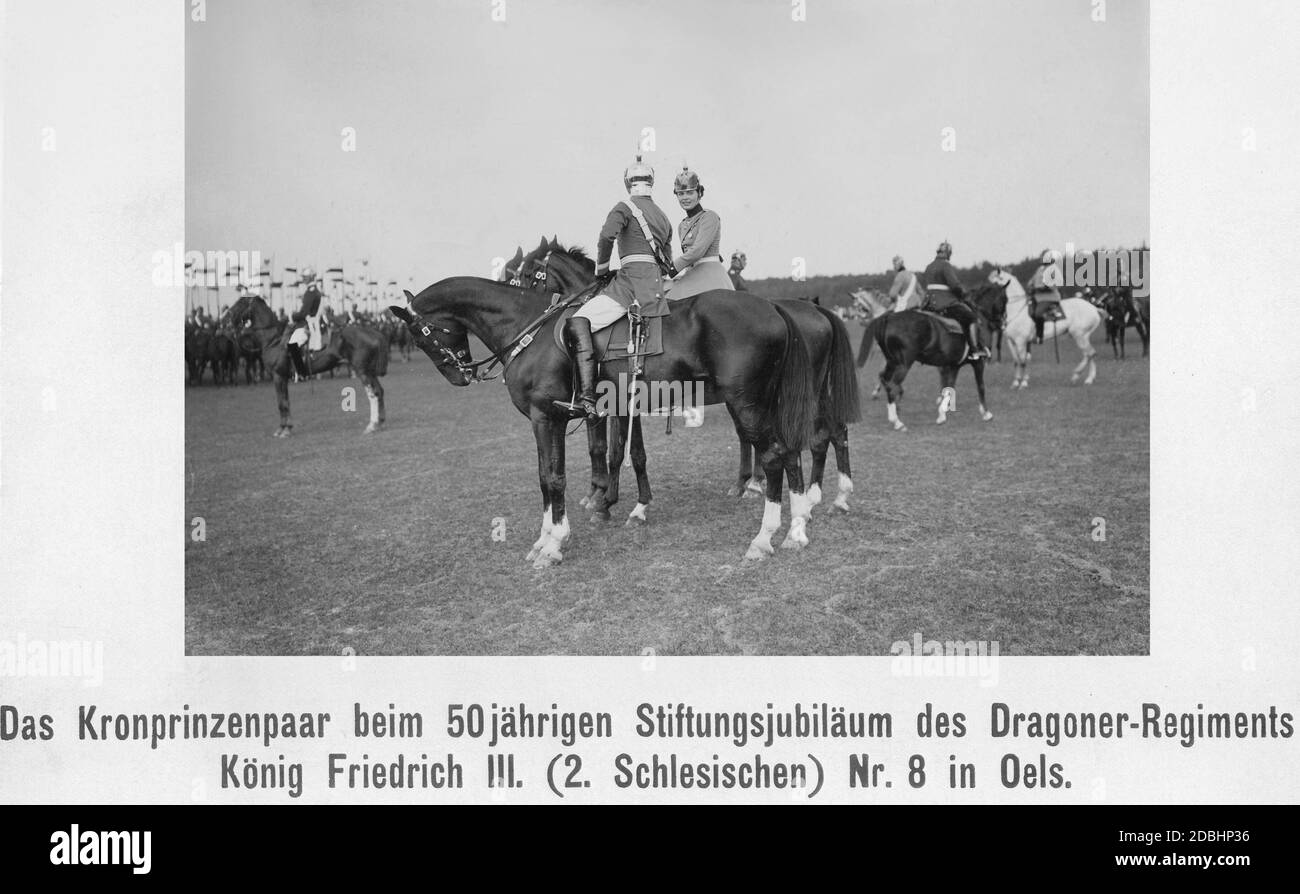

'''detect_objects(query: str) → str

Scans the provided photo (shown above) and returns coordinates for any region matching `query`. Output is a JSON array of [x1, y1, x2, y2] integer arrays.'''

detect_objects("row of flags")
[[185, 255, 413, 319]]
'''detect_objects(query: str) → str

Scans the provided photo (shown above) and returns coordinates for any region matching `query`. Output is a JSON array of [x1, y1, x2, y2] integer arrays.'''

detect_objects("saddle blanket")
[[917, 310, 964, 334], [553, 306, 664, 363]]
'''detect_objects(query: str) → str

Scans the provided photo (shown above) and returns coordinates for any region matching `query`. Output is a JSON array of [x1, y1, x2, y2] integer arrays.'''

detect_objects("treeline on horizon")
[[742, 244, 1150, 308]]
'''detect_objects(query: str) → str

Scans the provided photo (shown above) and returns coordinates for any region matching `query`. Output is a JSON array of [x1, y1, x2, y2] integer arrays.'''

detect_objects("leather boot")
[[966, 323, 988, 360], [553, 317, 602, 420], [287, 343, 310, 379]]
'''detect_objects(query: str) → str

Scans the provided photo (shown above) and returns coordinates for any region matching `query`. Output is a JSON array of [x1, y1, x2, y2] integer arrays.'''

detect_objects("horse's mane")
[[555, 243, 594, 270]]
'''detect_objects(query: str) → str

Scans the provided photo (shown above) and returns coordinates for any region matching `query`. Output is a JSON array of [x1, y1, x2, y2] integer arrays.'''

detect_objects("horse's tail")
[[856, 314, 884, 368], [768, 302, 816, 452], [812, 304, 862, 426]]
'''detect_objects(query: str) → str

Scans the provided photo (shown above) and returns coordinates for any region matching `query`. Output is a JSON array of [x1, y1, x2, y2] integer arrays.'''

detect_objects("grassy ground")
[[185, 326, 1148, 656]]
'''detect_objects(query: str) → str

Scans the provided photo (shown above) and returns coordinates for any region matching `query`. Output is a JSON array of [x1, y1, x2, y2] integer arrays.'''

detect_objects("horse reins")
[[401, 278, 604, 384]]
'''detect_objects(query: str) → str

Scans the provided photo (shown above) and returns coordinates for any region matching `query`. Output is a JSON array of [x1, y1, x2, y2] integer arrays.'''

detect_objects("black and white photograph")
[[183, 0, 1150, 655]]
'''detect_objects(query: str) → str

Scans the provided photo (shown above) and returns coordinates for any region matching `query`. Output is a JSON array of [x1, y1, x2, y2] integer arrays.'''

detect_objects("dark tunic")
[[595, 196, 673, 318], [922, 257, 965, 309]]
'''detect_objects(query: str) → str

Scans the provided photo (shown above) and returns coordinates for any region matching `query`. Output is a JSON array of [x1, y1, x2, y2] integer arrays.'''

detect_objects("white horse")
[[1003, 293, 1102, 388]]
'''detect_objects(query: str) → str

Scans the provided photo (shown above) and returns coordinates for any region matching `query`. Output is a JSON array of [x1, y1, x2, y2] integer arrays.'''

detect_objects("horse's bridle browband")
[[402, 277, 601, 383], [506, 249, 553, 290]]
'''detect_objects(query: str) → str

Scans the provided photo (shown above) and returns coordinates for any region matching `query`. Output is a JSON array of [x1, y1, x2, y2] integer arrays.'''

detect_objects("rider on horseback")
[[728, 250, 748, 291], [887, 255, 924, 312], [287, 267, 324, 379], [922, 241, 990, 360], [669, 166, 734, 299], [1026, 249, 1066, 341], [553, 155, 674, 420]]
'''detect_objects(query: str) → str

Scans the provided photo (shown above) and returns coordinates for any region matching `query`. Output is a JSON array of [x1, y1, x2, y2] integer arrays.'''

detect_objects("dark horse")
[[1101, 286, 1149, 359], [228, 295, 389, 437], [515, 239, 861, 514], [391, 277, 818, 566], [856, 302, 994, 432]]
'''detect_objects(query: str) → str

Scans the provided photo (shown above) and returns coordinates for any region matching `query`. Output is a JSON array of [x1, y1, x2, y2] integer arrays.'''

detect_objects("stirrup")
[[553, 398, 602, 420]]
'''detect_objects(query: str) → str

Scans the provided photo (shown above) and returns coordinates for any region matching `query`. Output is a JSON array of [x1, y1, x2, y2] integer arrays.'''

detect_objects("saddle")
[[1030, 297, 1066, 323], [916, 310, 965, 334], [552, 306, 665, 364]]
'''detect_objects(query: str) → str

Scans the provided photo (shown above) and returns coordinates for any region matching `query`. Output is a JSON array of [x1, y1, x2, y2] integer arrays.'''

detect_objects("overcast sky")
[[187, 0, 1148, 297]]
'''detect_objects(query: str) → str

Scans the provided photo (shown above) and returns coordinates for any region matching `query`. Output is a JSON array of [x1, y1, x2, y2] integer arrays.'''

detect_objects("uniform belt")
[[929, 284, 950, 291], [620, 254, 657, 265]]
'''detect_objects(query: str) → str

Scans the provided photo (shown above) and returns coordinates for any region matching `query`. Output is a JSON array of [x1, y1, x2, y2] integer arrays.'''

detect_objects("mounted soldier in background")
[[728, 250, 748, 291], [887, 255, 924, 312], [287, 266, 325, 379], [922, 241, 990, 360], [553, 155, 674, 420], [1026, 249, 1066, 342]]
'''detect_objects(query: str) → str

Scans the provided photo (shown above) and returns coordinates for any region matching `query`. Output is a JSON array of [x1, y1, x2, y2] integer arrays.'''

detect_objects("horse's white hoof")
[[726, 484, 742, 497], [807, 484, 823, 506], [578, 494, 591, 509], [363, 422, 381, 434], [981, 411, 994, 422], [532, 546, 563, 569], [743, 481, 764, 498], [894, 422, 907, 432], [936, 416, 947, 425], [832, 498, 850, 513], [745, 541, 774, 560], [780, 536, 805, 550]]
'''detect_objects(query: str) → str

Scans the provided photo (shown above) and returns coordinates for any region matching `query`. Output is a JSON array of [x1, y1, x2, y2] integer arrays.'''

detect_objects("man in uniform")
[[922, 241, 989, 359], [886, 255, 924, 312], [727, 250, 748, 291], [1025, 250, 1066, 342], [286, 266, 324, 379], [553, 156, 674, 420]]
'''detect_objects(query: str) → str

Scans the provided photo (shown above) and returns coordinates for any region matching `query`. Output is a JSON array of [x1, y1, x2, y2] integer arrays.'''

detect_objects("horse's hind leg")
[[882, 361, 909, 432], [744, 442, 785, 560], [625, 415, 651, 526], [828, 423, 853, 513], [936, 367, 958, 425], [807, 411, 831, 509], [726, 406, 764, 497], [780, 447, 811, 550]]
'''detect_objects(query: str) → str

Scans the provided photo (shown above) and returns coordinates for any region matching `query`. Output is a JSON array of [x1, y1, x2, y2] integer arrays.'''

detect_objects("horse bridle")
[[505, 249, 553, 290], [401, 277, 601, 384]]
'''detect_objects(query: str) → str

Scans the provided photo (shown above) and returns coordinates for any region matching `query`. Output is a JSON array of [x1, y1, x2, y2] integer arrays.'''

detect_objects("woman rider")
[[667, 166, 735, 299]]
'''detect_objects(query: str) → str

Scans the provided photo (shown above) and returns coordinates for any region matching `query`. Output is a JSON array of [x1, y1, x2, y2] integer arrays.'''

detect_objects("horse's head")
[[526, 241, 594, 295], [972, 281, 1008, 328], [501, 246, 526, 287], [390, 290, 475, 386]]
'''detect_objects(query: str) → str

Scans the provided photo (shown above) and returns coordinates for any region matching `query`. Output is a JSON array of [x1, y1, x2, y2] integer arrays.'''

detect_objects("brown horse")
[[228, 295, 389, 437], [519, 240, 861, 514], [391, 276, 818, 566]]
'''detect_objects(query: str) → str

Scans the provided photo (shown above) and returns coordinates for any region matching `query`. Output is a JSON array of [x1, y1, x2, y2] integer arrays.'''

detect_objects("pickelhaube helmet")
[[730, 250, 747, 266], [892, 255, 905, 271], [624, 154, 654, 196], [301, 266, 317, 283], [936, 240, 953, 258], [673, 165, 703, 195]]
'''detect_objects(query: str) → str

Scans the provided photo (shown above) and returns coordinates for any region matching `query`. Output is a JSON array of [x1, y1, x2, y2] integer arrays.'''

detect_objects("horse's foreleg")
[[882, 362, 908, 431], [745, 443, 785, 560], [729, 432, 753, 497], [973, 361, 993, 421], [626, 415, 651, 526], [534, 419, 570, 568], [272, 374, 292, 437], [527, 419, 553, 563], [582, 418, 609, 517], [602, 414, 630, 515], [362, 375, 384, 433]]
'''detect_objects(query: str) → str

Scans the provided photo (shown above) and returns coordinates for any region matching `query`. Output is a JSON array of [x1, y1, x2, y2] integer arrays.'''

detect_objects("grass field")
[[185, 325, 1148, 656]]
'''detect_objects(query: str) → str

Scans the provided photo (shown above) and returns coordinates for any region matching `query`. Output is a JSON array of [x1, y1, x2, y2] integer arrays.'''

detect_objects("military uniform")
[[888, 267, 924, 312], [1026, 260, 1065, 337], [575, 195, 673, 330], [670, 205, 733, 299], [923, 251, 988, 358]]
